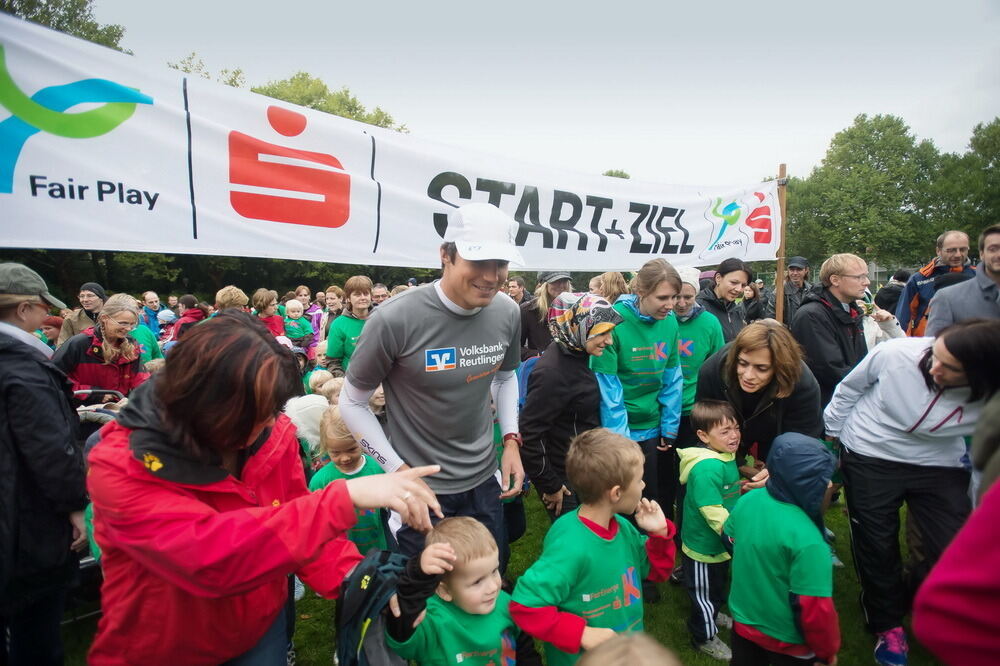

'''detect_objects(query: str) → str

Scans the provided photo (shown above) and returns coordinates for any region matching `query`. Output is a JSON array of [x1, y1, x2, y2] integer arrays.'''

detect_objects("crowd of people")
[[1, 210, 999, 666]]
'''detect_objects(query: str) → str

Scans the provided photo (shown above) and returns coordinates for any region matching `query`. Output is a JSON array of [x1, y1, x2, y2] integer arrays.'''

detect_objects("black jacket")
[[790, 287, 867, 408], [0, 330, 87, 613], [696, 344, 823, 463], [696, 286, 747, 342], [763, 280, 813, 325], [873, 281, 905, 314], [520, 299, 552, 360], [519, 341, 602, 495]]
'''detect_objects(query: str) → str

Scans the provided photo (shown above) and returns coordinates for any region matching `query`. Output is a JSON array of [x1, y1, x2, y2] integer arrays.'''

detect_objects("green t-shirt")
[[676, 310, 725, 414], [679, 448, 740, 561], [512, 509, 649, 666], [326, 314, 366, 371], [386, 590, 520, 665], [589, 302, 680, 431], [129, 324, 163, 365], [283, 315, 314, 341], [308, 455, 386, 553], [84, 501, 101, 563], [725, 488, 833, 645]]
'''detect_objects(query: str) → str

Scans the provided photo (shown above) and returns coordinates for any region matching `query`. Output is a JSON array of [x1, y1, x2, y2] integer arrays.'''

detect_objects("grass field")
[[62, 492, 942, 665]]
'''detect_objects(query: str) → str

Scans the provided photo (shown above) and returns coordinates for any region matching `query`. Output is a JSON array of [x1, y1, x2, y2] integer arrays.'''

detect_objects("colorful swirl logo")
[[708, 197, 742, 250], [0, 44, 153, 193]]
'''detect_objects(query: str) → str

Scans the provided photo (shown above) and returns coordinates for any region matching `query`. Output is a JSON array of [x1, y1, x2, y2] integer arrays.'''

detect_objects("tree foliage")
[[785, 114, 999, 267], [253, 72, 407, 132], [602, 169, 631, 179], [167, 52, 245, 88], [1, 0, 126, 50]]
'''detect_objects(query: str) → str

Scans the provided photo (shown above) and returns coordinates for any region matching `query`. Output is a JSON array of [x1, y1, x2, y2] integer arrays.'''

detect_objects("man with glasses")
[[791, 253, 870, 408], [896, 230, 975, 336]]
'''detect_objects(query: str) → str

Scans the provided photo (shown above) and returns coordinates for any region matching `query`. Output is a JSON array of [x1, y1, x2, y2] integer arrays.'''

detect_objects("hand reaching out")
[[345, 464, 443, 532]]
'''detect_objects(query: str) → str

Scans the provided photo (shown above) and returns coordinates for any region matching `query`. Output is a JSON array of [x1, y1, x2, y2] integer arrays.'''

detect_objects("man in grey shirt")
[[926, 225, 1000, 336], [341, 203, 524, 557]]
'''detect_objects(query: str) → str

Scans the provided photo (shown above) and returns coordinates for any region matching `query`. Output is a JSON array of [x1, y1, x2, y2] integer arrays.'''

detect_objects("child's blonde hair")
[[425, 517, 498, 568], [316, 377, 345, 403], [566, 428, 644, 504], [577, 633, 681, 666], [308, 369, 333, 393], [284, 299, 303, 314], [319, 405, 353, 453]]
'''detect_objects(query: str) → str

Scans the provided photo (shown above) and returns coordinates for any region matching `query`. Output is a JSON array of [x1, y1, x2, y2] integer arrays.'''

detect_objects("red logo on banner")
[[229, 106, 350, 228], [745, 192, 772, 243]]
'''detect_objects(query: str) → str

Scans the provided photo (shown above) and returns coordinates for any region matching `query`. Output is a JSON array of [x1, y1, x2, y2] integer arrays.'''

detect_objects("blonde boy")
[[511, 428, 676, 665], [283, 299, 314, 348], [308, 406, 386, 553], [385, 517, 539, 664]]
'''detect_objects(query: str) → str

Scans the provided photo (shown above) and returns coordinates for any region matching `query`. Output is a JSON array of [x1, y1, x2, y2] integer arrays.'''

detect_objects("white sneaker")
[[715, 611, 733, 630], [697, 635, 733, 661]]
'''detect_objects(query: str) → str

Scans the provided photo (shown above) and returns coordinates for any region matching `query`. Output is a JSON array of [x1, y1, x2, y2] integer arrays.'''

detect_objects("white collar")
[[433, 280, 482, 316], [0, 321, 54, 359]]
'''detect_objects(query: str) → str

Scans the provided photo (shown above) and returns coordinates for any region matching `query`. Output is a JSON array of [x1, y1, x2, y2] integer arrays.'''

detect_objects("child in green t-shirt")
[[307, 405, 386, 554], [677, 400, 743, 661], [385, 516, 540, 665], [282, 299, 315, 349], [511, 428, 676, 666], [723, 433, 840, 665]]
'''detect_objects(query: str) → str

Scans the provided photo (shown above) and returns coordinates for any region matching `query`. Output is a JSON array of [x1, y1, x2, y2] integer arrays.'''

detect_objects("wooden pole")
[[775, 163, 788, 323]]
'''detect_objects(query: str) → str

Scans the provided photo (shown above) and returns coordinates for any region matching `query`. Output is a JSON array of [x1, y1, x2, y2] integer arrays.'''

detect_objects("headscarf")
[[547, 292, 623, 354]]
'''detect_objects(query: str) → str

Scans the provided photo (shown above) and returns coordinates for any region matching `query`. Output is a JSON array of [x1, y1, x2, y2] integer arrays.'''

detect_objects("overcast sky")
[[92, 0, 999, 187]]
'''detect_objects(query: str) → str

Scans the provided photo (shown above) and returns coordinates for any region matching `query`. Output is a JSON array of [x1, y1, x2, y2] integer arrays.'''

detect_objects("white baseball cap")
[[443, 203, 524, 266]]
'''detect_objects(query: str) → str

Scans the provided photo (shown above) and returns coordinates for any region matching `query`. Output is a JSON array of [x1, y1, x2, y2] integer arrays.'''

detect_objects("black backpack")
[[336, 549, 408, 666]]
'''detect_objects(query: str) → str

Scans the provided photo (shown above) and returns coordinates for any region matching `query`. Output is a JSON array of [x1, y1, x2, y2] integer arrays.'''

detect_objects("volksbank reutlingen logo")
[[0, 44, 153, 194]]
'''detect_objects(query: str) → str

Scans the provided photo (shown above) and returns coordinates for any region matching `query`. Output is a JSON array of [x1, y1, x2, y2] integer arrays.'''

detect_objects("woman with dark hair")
[[520, 292, 623, 520], [824, 318, 1000, 666], [167, 294, 210, 342], [313, 285, 344, 343], [86, 311, 440, 664], [696, 319, 823, 479], [741, 282, 764, 322], [697, 258, 752, 342], [53, 293, 150, 400]]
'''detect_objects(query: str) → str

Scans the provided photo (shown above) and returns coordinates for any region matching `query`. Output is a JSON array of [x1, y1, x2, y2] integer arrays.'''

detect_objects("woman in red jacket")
[[87, 311, 439, 665], [52, 293, 150, 400]]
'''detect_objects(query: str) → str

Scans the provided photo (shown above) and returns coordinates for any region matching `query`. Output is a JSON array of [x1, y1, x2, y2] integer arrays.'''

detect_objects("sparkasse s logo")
[[0, 44, 153, 195], [424, 347, 457, 372]]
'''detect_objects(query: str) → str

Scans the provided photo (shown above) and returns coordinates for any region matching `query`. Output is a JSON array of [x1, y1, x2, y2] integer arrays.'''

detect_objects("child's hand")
[[740, 466, 769, 490], [580, 626, 616, 650], [634, 498, 669, 536], [420, 542, 457, 576]]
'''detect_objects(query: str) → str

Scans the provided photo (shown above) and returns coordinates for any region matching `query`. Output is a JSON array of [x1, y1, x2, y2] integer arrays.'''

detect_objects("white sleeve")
[[490, 370, 519, 437], [823, 342, 887, 437], [339, 378, 406, 473]]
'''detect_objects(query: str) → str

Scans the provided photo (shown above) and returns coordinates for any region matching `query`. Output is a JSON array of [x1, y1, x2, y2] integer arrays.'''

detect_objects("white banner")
[[0, 15, 781, 271]]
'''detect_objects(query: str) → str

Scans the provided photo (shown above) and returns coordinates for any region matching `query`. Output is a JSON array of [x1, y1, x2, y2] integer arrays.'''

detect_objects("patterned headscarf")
[[547, 292, 623, 353]]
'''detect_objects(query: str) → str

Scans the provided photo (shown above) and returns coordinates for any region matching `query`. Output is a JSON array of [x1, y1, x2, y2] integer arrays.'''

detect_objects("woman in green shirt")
[[324, 275, 372, 377]]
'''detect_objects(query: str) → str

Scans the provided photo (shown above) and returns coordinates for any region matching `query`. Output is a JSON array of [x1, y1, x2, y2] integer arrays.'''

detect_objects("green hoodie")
[[678, 446, 741, 562]]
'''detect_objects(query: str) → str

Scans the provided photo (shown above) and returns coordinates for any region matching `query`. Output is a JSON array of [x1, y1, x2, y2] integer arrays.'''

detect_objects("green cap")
[[0, 263, 67, 309]]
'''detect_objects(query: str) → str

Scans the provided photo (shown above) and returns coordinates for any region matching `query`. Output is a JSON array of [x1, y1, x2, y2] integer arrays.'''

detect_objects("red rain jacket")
[[87, 394, 362, 665]]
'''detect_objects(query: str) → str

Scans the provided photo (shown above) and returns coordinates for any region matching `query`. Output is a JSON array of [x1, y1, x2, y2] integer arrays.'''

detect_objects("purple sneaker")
[[874, 626, 908, 666]]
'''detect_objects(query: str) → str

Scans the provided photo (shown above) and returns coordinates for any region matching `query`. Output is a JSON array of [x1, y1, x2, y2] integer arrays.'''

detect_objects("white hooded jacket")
[[824, 336, 979, 468]]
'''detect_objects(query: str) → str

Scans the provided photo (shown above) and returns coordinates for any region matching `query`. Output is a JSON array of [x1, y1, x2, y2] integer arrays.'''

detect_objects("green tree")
[[602, 169, 630, 179], [1, 0, 126, 50], [787, 114, 942, 266], [253, 72, 406, 132]]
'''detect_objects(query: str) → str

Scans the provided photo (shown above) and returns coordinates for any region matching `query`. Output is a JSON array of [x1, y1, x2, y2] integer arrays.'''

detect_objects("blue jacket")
[[896, 258, 976, 336]]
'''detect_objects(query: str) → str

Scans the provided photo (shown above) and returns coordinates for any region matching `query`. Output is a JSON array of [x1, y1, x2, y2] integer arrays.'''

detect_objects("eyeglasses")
[[110, 319, 137, 330], [840, 273, 870, 282], [941, 247, 969, 254]]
